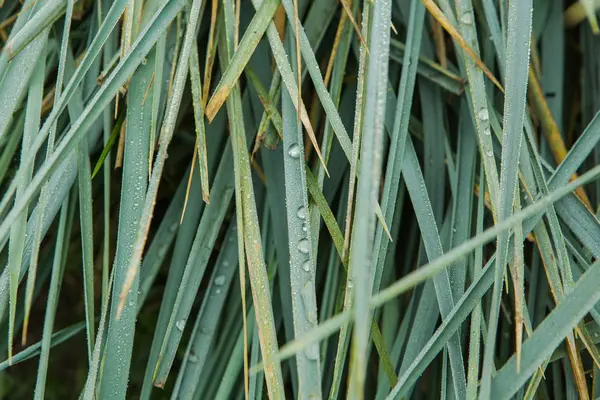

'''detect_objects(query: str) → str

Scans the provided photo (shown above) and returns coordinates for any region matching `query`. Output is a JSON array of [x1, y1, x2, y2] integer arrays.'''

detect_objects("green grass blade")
[[2, 0, 64, 61], [281, 25, 323, 398], [91, 111, 125, 179], [5, 47, 44, 363], [0, 322, 86, 371], [345, 0, 392, 395], [267, 162, 600, 369], [22, 6, 69, 347], [466, 166, 485, 400], [98, 43, 153, 400], [480, 1, 533, 397], [219, 2, 286, 397], [205, 0, 281, 120], [82, 269, 115, 400], [491, 257, 600, 399], [372, 0, 423, 310], [189, 43, 211, 203], [152, 150, 235, 387], [172, 219, 239, 395], [64, 47, 97, 363], [0, 0, 184, 251], [32, 194, 70, 399], [0, 6, 48, 143], [115, 0, 202, 312]]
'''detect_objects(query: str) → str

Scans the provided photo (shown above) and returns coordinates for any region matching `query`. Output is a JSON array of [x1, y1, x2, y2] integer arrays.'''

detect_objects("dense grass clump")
[[2, 0, 600, 398]]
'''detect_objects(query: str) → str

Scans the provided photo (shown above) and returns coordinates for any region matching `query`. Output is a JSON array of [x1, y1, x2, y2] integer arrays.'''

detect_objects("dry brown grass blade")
[[566, 337, 590, 400], [202, 0, 219, 108], [429, 14, 446, 68], [338, 0, 369, 54], [115, 118, 126, 168], [527, 66, 592, 210], [293, 0, 302, 129], [180, 146, 198, 224], [324, 0, 350, 86], [421, 0, 504, 93], [564, 0, 600, 32]]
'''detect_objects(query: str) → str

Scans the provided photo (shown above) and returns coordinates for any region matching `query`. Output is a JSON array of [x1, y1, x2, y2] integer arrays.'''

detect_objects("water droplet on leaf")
[[176, 319, 185, 331], [214, 275, 226, 286], [460, 12, 473, 25], [288, 143, 301, 159], [296, 206, 306, 220], [478, 107, 489, 121], [297, 238, 310, 254]]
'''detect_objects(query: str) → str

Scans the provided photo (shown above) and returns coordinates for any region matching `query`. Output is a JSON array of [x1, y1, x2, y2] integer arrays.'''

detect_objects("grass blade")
[[480, 2, 533, 397]]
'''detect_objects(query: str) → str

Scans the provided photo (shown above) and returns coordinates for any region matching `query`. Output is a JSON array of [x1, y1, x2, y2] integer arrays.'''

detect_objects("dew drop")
[[484, 127, 491, 136], [302, 260, 311, 272], [214, 275, 226, 286], [478, 107, 489, 121], [188, 353, 199, 363], [460, 12, 473, 25], [296, 206, 307, 220], [142, 57, 148, 65], [297, 238, 310, 254], [128, 300, 134, 307], [176, 319, 186, 331], [485, 149, 494, 157], [287, 143, 301, 159], [215, 288, 222, 294]]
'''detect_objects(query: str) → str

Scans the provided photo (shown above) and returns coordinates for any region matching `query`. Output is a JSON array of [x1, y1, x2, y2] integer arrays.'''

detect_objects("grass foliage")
[[2, 0, 600, 398]]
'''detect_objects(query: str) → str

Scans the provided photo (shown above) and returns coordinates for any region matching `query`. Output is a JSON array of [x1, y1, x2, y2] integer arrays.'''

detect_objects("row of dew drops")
[[288, 142, 320, 362]]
